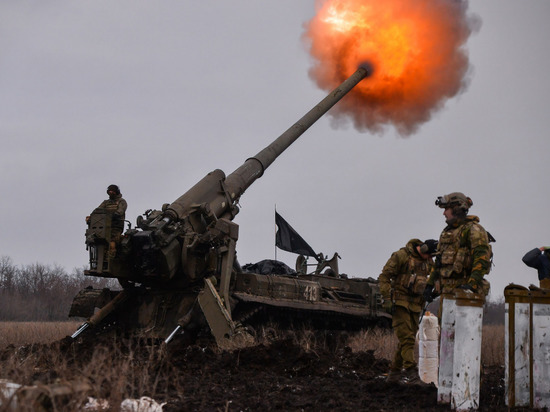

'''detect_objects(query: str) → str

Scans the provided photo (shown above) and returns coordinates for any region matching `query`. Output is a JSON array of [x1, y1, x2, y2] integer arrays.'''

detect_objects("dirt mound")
[[161, 339, 433, 411], [0, 336, 507, 411]]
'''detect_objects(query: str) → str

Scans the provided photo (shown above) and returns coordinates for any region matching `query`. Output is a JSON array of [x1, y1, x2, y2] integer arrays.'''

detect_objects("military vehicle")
[[69, 64, 390, 347]]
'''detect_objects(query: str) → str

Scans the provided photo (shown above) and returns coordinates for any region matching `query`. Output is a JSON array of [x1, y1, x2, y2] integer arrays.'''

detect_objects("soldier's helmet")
[[435, 192, 473, 211], [107, 184, 120, 195], [420, 239, 438, 256]]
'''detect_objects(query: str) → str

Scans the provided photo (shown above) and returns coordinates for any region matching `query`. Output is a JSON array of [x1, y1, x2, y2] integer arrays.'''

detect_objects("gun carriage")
[[70, 65, 390, 346]]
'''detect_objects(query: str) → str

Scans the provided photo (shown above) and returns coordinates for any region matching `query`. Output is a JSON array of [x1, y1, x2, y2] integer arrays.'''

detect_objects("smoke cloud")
[[303, 0, 481, 136]]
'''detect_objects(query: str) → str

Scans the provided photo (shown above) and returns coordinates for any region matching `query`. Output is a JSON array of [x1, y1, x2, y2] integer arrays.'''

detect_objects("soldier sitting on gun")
[[86, 184, 127, 258]]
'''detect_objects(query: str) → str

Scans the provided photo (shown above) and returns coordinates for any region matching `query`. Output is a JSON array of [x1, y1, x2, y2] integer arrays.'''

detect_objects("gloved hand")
[[383, 299, 394, 314], [423, 285, 434, 303], [458, 283, 475, 292]]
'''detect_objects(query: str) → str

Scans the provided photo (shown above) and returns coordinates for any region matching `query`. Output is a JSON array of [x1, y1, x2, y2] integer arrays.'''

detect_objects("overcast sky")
[[1, 1, 549, 301]]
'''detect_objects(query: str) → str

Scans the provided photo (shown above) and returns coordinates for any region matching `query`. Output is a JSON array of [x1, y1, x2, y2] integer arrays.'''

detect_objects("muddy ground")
[[162, 340, 506, 412], [0, 332, 516, 412]]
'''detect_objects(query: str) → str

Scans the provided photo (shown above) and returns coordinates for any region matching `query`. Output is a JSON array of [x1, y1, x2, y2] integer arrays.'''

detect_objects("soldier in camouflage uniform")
[[424, 192, 492, 301], [378, 238, 438, 384], [87, 184, 127, 258]]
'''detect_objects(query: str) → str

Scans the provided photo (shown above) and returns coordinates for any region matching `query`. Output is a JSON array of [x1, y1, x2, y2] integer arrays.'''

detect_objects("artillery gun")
[[69, 65, 390, 347]]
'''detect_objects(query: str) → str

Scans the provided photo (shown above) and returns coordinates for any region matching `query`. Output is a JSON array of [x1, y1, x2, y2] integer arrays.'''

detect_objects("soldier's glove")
[[383, 299, 394, 314], [457, 283, 475, 293], [423, 285, 434, 303]]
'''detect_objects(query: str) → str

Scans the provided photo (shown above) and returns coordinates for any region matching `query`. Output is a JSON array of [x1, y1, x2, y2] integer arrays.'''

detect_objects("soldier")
[[424, 192, 492, 300], [87, 184, 127, 258], [522, 246, 550, 289], [378, 238, 438, 384]]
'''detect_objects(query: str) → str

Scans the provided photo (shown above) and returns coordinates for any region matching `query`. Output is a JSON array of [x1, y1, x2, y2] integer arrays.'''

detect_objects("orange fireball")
[[303, 0, 479, 135]]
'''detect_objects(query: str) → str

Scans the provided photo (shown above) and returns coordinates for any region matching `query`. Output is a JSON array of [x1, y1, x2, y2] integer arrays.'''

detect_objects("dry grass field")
[[0, 322, 506, 411], [0, 322, 81, 349], [0, 322, 505, 365]]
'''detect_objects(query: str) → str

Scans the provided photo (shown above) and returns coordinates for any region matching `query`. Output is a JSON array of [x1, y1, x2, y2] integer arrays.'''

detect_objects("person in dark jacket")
[[522, 246, 550, 289]]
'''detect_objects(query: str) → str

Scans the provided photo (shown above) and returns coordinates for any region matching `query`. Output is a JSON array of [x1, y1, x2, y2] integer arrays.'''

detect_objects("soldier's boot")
[[403, 367, 424, 385], [386, 368, 402, 383], [540, 278, 550, 290], [108, 241, 117, 259]]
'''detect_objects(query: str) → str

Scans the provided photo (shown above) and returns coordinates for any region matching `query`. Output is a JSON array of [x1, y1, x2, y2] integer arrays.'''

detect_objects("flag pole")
[[274, 204, 277, 261]]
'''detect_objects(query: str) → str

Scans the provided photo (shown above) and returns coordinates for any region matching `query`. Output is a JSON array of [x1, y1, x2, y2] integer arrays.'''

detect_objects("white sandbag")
[[418, 312, 440, 385], [0, 380, 21, 412], [120, 396, 166, 412]]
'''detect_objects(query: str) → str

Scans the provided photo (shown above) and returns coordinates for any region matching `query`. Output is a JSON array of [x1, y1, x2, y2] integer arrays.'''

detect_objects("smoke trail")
[[303, 0, 481, 136]]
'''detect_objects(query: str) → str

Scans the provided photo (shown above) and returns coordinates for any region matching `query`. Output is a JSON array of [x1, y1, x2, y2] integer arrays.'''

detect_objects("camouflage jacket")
[[428, 215, 491, 294], [378, 239, 434, 312], [96, 194, 127, 230]]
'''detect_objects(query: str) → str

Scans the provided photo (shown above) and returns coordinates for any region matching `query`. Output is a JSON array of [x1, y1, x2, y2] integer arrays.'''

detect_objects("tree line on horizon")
[[0, 255, 505, 323], [0, 256, 117, 321]]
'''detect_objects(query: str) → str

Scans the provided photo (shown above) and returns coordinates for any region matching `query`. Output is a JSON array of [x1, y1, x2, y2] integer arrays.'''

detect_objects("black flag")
[[275, 212, 317, 257]]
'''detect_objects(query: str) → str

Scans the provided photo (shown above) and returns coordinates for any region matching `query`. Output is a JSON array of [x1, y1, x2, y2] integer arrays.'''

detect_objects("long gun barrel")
[[76, 64, 375, 343], [165, 64, 372, 222], [83, 64, 372, 285]]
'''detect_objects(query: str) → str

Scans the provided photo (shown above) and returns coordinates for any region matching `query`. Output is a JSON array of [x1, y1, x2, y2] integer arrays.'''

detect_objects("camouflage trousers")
[[108, 228, 123, 259], [391, 305, 420, 371], [111, 228, 123, 242]]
